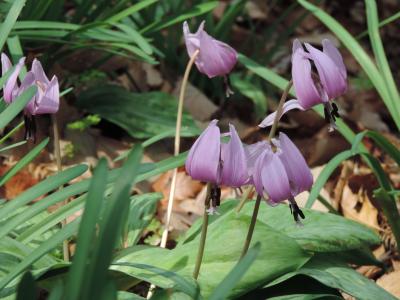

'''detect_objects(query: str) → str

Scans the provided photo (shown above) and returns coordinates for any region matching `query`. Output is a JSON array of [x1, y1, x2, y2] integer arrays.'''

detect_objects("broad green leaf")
[[0, 86, 37, 131], [114, 214, 310, 299], [76, 85, 198, 139], [208, 243, 260, 300], [0, 0, 25, 50], [0, 138, 49, 186], [266, 254, 397, 300]]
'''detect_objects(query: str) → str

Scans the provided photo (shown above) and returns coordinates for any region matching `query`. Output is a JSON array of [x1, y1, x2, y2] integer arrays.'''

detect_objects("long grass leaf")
[[0, 0, 26, 50]]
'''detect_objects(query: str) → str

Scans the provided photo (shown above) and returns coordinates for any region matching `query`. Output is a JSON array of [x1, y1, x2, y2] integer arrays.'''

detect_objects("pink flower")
[[259, 39, 347, 131]]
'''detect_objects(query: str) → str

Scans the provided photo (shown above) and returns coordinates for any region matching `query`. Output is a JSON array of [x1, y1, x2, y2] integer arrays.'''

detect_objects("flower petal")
[[3, 56, 25, 104], [276, 132, 313, 196], [185, 119, 221, 183], [32, 76, 59, 115], [322, 39, 347, 80], [1, 53, 12, 75], [183, 21, 203, 58], [260, 150, 292, 203], [244, 141, 269, 185], [19, 71, 36, 114], [304, 43, 346, 99], [292, 48, 322, 109], [220, 124, 248, 187], [258, 99, 305, 128], [32, 59, 51, 85]]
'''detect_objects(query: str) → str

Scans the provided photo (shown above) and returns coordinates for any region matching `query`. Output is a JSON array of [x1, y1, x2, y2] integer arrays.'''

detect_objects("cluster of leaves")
[[0, 0, 399, 299]]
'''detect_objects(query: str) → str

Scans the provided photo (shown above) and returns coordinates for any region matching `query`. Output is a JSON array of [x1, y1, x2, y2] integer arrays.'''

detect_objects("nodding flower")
[[247, 132, 313, 224], [185, 120, 248, 213], [183, 21, 238, 97], [259, 39, 347, 132]]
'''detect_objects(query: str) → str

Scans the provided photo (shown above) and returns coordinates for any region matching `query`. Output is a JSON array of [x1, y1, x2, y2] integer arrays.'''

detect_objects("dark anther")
[[289, 198, 305, 224], [24, 115, 37, 143], [210, 186, 221, 208], [323, 105, 330, 124], [331, 102, 340, 118]]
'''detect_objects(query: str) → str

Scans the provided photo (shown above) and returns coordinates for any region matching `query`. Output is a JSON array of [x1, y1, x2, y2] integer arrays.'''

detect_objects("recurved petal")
[[276, 132, 313, 196], [185, 119, 221, 183], [252, 149, 267, 196], [292, 39, 303, 55], [258, 99, 305, 128], [322, 39, 347, 80], [305, 43, 346, 99], [292, 49, 322, 109], [32, 76, 60, 115], [1, 53, 12, 75], [220, 124, 248, 187], [32, 59, 50, 85], [3, 57, 25, 104], [183, 21, 201, 58], [260, 150, 292, 204]]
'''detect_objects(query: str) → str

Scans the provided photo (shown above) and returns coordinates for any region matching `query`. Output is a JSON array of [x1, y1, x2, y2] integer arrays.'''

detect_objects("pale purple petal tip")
[[32, 76, 60, 115], [292, 49, 322, 109], [3, 56, 25, 104], [277, 132, 313, 195], [304, 43, 346, 99], [185, 119, 221, 183], [258, 99, 306, 128], [322, 39, 347, 80], [220, 124, 248, 187]]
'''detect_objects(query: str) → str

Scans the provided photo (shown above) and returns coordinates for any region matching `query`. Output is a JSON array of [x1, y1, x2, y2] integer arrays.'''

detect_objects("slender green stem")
[[240, 195, 261, 258], [268, 80, 293, 140], [52, 115, 68, 261], [240, 80, 293, 257], [160, 49, 200, 249], [0, 120, 24, 145], [193, 183, 211, 279], [236, 186, 252, 213]]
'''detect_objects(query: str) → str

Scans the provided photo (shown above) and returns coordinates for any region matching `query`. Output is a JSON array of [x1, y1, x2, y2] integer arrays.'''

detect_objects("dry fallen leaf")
[[377, 270, 400, 297]]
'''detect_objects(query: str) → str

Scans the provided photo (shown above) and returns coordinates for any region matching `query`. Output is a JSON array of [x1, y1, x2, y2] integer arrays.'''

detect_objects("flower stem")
[[268, 80, 293, 140], [236, 186, 252, 213], [52, 115, 69, 262], [240, 80, 293, 258], [193, 183, 211, 279], [160, 49, 200, 248], [240, 195, 261, 258]]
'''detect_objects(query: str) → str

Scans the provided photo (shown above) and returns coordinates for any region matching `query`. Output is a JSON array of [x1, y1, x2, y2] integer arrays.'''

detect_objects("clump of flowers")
[[1, 54, 60, 140]]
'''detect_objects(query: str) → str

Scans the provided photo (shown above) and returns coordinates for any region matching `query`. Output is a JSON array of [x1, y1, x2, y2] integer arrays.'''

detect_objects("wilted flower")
[[183, 21, 238, 97], [248, 132, 313, 223], [1, 53, 25, 104], [259, 39, 347, 131], [185, 120, 248, 213]]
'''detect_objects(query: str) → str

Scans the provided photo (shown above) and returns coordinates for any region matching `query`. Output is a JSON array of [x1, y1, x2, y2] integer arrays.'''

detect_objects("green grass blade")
[[0, 86, 37, 130], [0, 140, 26, 153], [0, 120, 24, 145], [16, 271, 37, 300], [357, 11, 400, 39], [0, 221, 79, 291], [141, 2, 219, 34], [0, 138, 49, 186], [306, 150, 355, 208], [106, 0, 158, 23], [0, 164, 87, 221], [65, 159, 109, 300], [6, 35, 27, 78], [0, 0, 26, 50], [365, 0, 400, 121], [209, 243, 260, 300], [297, 0, 400, 130], [83, 145, 143, 299]]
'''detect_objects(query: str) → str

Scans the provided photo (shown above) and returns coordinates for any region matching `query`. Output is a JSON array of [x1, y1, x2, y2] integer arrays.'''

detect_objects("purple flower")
[[1, 53, 25, 104], [183, 21, 237, 78], [19, 59, 59, 115], [185, 120, 248, 187], [259, 39, 347, 131], [248, 132, 313, 221]]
